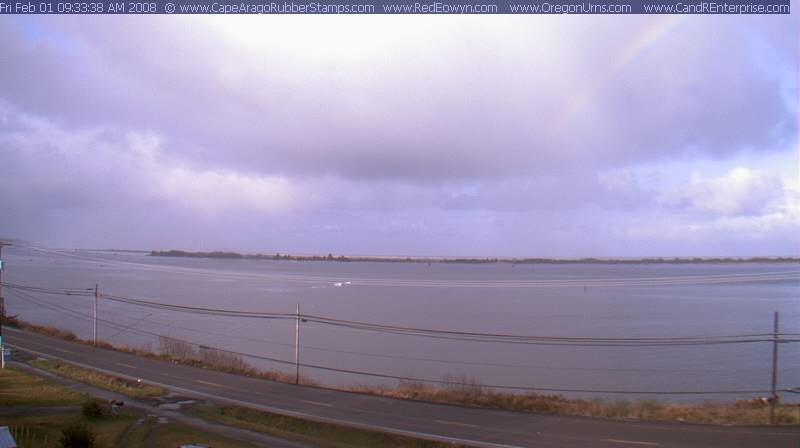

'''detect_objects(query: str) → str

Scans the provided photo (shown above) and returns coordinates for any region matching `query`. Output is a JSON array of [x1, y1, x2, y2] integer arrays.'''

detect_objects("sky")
[[0, 14, 798, 257]]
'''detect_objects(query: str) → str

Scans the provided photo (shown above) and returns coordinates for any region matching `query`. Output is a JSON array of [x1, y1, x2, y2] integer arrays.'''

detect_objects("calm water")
[[3, 246, 799, 403]]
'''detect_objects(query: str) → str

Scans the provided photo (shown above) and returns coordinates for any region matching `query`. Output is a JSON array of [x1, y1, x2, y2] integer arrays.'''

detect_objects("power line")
[[6, 289, 158, 341], [3, 281, 798, 347], [301, 315, 796, 346], [71, 302, 754, 373], [1, 283, 778, 341], [6, 288, 764, 374], [0, 282, 94, 296], [7, 292, 769, 395], [5, 289, 779, 396], [100, 292, 295, 320]]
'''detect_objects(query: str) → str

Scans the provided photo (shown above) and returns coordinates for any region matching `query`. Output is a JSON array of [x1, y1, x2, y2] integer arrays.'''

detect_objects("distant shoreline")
[[148, 250, 800, 265]]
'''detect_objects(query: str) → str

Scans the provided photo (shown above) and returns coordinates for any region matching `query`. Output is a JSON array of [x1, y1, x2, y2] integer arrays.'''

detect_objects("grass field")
[[3, 413, 258, 448], [3, 413, 138, 447], [0, 365, 255, 447], [0, 365, 84, 406]]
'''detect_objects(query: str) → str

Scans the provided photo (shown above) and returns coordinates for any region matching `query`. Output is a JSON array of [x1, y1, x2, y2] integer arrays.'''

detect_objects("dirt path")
[[116, 418, 147, 448]]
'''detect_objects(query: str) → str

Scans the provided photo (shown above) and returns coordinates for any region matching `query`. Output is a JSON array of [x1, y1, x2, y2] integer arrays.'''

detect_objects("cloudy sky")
[[0, 15, 797, 257]]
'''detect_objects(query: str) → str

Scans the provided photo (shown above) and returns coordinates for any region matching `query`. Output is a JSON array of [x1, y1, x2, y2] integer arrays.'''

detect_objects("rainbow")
[[553, 15, 687, 133]]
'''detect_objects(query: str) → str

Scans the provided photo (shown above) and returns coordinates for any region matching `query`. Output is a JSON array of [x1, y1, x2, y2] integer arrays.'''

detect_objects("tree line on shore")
[[149, 250, 799, 265]]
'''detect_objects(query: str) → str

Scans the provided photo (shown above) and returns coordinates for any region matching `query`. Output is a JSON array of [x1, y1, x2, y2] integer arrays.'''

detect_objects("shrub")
[[81, 398, 106, 419], [59, 421, 96, 448]]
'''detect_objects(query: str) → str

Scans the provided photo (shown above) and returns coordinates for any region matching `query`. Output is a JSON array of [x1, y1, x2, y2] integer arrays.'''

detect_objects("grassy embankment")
[[350, 378, 800, 425], [6, 315, 799, 426], [0, 365, 255, 448], [4, 314, 315, 386], [29, 359, 166, 399]]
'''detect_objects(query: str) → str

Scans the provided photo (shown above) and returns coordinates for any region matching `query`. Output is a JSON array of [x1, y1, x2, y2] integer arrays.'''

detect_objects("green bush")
[[59, 421, 96, 448]]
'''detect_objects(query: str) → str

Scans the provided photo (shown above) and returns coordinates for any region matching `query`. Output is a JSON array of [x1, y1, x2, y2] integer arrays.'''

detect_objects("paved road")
[[5, 327, 798, 448]]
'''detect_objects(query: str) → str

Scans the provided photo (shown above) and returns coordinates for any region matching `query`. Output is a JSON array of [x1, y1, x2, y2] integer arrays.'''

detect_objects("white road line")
[[116, 362, 137, 369], [52, 348, 75, 354], [300, 399, 334, 408], [195, 379, 227, 388], [435, 419, 480, 428], [607, 439, 660, 446]]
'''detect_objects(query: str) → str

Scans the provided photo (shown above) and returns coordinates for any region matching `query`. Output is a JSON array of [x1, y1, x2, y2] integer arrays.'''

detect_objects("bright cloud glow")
[[676, 167, 783, 216]]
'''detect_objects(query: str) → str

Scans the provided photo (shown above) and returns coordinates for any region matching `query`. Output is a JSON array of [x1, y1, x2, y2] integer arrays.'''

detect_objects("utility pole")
[[769, 311, 780, 425], [0, 241, 5, 369], [294, 303, 300, 385], [93, 284, 98, 346]]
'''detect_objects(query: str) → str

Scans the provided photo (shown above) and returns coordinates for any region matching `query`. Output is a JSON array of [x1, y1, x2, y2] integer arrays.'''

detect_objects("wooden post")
[[93, 284, 99, 346], [769, 311, 779, 425], [295, 303, 300, 385]]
